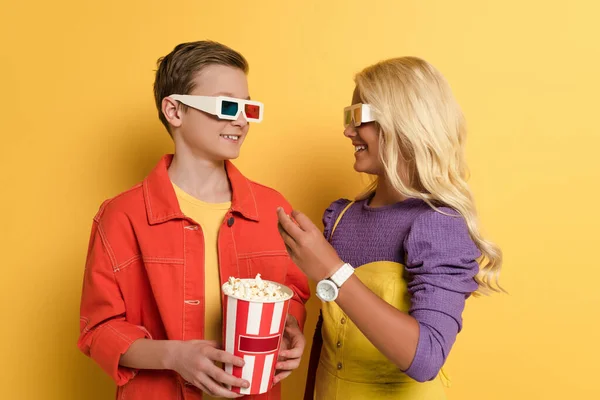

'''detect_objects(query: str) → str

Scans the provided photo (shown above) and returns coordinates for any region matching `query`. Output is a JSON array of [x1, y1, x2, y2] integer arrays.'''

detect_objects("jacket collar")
[[143, 154, 260, 225]]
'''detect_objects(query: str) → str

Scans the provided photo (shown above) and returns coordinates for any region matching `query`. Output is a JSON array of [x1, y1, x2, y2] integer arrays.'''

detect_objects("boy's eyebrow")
[[213, 91, 251, 100]]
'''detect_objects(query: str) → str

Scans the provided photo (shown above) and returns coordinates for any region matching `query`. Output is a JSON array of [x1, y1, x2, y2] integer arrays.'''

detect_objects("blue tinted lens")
[[221, 100, 239, 117]]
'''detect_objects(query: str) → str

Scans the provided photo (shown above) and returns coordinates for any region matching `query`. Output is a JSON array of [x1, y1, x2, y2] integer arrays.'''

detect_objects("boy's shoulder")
[[245, 178, 291, 209], [93, 182, 146, 224]]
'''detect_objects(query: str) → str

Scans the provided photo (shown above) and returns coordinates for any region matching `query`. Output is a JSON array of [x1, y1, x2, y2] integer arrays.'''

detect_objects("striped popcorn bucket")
[[222, 280, 293, 395]]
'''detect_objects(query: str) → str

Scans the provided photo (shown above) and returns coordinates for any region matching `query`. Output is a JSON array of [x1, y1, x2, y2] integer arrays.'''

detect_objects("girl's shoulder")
[[322, 198, 354, 240]]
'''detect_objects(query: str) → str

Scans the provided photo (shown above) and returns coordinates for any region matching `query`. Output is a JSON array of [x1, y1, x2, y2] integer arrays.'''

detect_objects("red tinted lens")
[[245, 104, 261, 119]]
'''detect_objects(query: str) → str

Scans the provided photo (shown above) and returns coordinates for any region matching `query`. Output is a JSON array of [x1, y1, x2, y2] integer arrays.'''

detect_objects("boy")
[[78, 41, 310, 400]]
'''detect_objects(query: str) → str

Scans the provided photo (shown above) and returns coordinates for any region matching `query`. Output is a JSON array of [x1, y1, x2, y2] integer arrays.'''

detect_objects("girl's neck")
[[369, 175, 407, 207]]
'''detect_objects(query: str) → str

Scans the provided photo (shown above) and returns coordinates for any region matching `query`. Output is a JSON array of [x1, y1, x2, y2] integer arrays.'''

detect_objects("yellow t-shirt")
[[172, 183, 230, 344]]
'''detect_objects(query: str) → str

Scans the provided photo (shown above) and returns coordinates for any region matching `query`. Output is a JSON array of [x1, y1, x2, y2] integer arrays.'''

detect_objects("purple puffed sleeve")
[[322, 199, 352, 240], [402, 208, 480, 382]]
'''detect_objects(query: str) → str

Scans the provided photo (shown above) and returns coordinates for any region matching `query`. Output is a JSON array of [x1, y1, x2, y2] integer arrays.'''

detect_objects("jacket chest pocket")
[[237, 251, 289, 285]]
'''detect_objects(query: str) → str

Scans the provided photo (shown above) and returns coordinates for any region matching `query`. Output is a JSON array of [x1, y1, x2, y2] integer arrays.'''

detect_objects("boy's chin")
[[214, 150, 241, 161], [187, 146, 241, 162]]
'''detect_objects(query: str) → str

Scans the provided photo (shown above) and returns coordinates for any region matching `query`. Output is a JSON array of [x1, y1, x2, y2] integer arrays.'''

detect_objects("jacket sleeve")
[[77, 217, 151, 386], [281, 201, 311, 331]]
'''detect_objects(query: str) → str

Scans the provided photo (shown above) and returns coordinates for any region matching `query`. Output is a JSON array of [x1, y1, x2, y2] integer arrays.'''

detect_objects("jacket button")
[[337, 362, 343, 370], [340, 318, 346, 324], [227, 217, 235, 227], [336, 341, 342, 348]]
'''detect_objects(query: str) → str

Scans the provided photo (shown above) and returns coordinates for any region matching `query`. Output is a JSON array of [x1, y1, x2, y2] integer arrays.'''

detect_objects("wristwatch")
[[316, 263, 354, 302]]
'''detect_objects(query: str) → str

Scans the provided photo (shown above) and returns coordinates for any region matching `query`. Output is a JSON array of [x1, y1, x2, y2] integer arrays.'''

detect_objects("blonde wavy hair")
[[355, 57, 503, 294]]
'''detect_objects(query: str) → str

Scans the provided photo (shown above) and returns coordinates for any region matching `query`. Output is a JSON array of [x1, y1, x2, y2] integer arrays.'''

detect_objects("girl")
[[276, 57, 502, 399]]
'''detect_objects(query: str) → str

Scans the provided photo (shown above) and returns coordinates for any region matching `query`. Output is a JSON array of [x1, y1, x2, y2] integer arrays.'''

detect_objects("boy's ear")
[[162, 97, 183, 128]]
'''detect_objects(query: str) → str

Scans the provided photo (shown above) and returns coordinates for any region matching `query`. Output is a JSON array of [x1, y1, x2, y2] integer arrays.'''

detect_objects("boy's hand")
[[273, 315, 305, 385], [169, 340, 249, 398]]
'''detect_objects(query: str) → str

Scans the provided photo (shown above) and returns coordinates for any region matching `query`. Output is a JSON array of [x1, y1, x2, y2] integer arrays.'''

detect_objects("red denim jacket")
[[78, 155, 310, 400]]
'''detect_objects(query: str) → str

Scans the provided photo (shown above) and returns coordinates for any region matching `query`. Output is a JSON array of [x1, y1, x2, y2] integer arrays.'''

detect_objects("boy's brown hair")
[[153, 41, 249, 134]]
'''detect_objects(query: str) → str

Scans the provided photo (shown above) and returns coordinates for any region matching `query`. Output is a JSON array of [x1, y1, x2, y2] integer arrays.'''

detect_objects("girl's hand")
[[276, 208, 343, 282]]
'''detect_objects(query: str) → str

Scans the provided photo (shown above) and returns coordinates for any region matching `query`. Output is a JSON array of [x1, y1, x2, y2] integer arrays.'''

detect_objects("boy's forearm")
[[288, 298, 307, 331], [119, 339, 179, 370]]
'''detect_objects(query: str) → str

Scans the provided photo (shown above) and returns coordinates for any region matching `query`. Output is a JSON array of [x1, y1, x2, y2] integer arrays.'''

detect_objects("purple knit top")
[[323, 197, 480, 382]]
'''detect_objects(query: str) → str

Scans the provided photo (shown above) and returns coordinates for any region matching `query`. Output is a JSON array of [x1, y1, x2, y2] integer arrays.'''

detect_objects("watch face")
[[317, 281, 337, 301]]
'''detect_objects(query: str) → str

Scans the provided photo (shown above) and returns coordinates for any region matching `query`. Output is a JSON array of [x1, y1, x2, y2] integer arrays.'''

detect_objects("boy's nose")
[[232, 113, 248, 128]]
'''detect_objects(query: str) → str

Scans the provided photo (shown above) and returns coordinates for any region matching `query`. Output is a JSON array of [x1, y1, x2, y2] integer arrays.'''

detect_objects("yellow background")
[[1, 0, 598, 399]]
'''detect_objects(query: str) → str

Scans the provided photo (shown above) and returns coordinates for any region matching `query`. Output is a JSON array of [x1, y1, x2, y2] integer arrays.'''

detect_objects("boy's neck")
[[167, 152, 232, 204]]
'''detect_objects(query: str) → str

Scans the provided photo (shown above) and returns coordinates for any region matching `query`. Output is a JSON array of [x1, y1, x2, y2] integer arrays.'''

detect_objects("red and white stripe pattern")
[[224, 295, 290, 395]]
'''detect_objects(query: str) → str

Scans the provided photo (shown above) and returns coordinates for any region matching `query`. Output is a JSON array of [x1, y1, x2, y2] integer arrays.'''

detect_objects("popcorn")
[[222, 274, 291, 302], [222, 275, 293, 395]]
